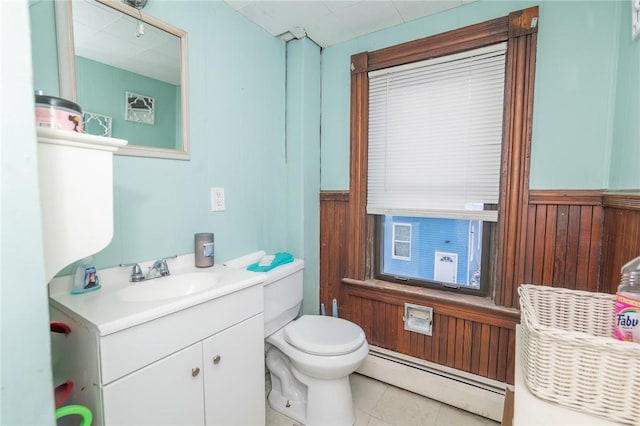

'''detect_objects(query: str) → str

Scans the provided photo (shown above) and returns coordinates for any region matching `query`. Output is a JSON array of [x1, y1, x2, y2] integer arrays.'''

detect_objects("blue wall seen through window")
[[383, 216, 482, 288]]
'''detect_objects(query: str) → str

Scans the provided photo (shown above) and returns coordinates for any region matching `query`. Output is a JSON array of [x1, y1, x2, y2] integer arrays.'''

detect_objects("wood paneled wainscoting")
[[320, 189, 640, 386], [341, 279, 519, 384], [601, 192, 640, 294], [319, 191, 349, 317], [523, 191, 604, 293]]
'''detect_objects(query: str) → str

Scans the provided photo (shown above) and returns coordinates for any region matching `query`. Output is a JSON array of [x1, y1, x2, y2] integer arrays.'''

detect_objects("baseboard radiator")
[[356, 346, 506, 422]]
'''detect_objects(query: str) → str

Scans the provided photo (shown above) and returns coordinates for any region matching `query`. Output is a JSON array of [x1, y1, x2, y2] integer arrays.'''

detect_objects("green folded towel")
[[247, 252, 294, 272]]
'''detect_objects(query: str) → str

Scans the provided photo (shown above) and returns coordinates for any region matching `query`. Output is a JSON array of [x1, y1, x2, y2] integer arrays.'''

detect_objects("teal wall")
[[76, 56, 179, 149], [107, 0, 289, 266], [286, 38, 322, 314], [531, 1, 620, 189], [29, 0, 59, 95], [29, 1, 322, 311], [2, 1, 55, 424], [320, 1, 623, 190], [611, 3, 640, 188], [14, 2, 640, 422], [29, 1, 291, 270]]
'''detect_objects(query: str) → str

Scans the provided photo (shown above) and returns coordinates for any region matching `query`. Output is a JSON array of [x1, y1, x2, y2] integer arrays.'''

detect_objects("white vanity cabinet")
[[102, 341, 205, 426], [50, 282, 265, 426], [202, 314, 265, 425]]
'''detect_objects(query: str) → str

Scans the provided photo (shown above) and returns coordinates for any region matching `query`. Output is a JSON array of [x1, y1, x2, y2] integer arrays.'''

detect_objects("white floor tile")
[[354, 408, 372, 426], [265, 372, 499, 426], [350, 373, 388, 414], [367, 415, 395, 426], [369, 383, 441, 426], [266, 400, 302, 426], [435, 403, 499, 426]]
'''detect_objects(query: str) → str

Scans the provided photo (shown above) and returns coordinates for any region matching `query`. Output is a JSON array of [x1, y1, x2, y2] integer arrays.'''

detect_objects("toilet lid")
[[283, 315, 366, 356]]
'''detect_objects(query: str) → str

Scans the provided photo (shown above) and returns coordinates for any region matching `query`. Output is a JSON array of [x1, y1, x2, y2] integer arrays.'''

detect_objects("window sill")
[[342, 277, 520, 328]]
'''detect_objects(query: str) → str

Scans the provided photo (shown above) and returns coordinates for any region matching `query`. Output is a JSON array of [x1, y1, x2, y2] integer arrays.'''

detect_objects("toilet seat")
[[283, 315, 365, 356]]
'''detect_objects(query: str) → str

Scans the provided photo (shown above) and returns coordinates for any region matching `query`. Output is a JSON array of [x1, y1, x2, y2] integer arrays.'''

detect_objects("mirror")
[[54, 0, 189, 160]]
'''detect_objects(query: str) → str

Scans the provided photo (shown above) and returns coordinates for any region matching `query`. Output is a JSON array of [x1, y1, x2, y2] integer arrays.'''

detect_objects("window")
[[391, 222, 411, 260], [348, 7, 539, 304], [369, 43, 506, 296], [382, 216, 485, 290], [367, 43, 506, 220]]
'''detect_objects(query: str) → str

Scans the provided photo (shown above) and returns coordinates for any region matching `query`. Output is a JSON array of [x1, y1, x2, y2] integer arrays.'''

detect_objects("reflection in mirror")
[[55, 0, 189, 160], [83, 111, 113, 137], [125, 91, 155, 125]]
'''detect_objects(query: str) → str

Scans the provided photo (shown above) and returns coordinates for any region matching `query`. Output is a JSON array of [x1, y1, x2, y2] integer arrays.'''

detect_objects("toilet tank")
[[263, 259, 304, 337]]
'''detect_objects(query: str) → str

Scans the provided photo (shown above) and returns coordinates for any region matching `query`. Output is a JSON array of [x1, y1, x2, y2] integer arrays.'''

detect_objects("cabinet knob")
[[191, 367, 200, 377], [212, 355, 221, 365]]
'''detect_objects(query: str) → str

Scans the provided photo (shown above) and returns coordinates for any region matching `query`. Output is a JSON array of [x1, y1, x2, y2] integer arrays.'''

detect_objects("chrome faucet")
[[150, 258, 170, 277], [129, 263, 145, 282], [120, 256, 175, 282]]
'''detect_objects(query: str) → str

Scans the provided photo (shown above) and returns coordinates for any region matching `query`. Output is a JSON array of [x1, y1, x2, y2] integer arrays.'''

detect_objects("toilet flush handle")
[[212, 355, 221, 365]]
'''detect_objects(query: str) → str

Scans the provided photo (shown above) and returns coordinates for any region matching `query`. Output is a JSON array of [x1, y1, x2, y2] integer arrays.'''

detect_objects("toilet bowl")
[[236, 254, 368, 426], [269, 315, 368, 379], [266, 315, 369, 426]]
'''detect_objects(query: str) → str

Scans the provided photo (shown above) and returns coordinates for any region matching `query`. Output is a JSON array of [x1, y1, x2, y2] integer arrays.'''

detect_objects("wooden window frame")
[[348, 7, 539, 306]]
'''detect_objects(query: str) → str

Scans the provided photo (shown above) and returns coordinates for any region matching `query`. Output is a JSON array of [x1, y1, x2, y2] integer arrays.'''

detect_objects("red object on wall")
[[49, 321, 71, 335]]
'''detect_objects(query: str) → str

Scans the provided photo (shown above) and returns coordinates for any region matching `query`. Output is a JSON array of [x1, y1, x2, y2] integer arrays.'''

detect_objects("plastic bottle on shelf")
[[614, 256, 640, 343]]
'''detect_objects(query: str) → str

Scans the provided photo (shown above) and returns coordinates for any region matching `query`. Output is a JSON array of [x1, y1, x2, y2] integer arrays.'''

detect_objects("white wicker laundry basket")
[[518, 284, 640, 425]]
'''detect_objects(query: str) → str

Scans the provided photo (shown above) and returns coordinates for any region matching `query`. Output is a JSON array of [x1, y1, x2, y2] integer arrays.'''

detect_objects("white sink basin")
[[117, 272, 220, 302]]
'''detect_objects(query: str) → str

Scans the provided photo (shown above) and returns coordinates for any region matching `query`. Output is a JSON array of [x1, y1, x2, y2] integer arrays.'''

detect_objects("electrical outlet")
[[211, 187, 225, 211]]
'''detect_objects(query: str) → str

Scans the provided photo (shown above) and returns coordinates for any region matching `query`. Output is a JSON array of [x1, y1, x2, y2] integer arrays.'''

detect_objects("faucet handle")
[[153, 258, 171, 276], [131, 264, 144, 281], [120, 262, 144, 282]]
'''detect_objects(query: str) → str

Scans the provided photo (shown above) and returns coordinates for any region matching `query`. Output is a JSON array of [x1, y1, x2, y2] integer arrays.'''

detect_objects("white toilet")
[[262, 259, 369, 426]]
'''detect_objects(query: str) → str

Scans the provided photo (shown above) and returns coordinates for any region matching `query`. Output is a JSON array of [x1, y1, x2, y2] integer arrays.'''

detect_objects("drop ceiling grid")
[[224, 0, 469, 47]]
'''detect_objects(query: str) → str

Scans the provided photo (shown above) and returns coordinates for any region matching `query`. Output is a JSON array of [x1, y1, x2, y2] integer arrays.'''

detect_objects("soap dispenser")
[[71, 257, 101, 294]]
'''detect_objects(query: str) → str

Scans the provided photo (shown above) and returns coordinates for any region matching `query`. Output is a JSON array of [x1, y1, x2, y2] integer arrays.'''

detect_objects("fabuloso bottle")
[[615, 256, 640, 343]]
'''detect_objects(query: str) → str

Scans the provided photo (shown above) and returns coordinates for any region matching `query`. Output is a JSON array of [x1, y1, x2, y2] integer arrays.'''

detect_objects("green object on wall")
[[55, 405, 93, 426]]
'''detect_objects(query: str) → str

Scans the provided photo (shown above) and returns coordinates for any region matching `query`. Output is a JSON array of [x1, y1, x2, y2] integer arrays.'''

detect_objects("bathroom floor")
[[265, 372, 501, 426]]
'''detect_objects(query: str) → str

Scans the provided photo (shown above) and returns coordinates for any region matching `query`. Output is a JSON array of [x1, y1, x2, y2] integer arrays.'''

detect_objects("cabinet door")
[[102, 342, 204, 426], [203, 314, 265, 426]]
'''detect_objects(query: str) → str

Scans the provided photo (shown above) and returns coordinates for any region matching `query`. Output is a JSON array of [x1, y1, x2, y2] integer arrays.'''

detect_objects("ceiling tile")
[[228, 2, 283, 35], [73, 0, 181, 85], [322, 1, 362, 15], [392, 1, 463, 23], [72, 0, 120, 32], [224, 0, 252, 11], [236, 1, 333, 37], [332, 1, 403, 38], [304, 11, 356, 47], [223, 0, 470, 47]]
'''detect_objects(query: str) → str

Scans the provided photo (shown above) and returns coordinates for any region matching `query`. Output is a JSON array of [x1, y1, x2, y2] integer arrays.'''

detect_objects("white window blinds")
[[367, 42, 507, 222]]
